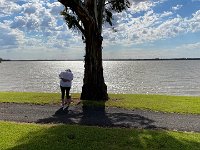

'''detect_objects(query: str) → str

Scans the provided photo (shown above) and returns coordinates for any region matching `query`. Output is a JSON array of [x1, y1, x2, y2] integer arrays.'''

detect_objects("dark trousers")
[[60, 86, 71, 99]]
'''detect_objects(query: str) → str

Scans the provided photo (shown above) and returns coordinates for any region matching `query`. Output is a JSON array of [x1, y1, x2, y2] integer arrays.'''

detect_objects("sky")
[[0, 0, 200, 60]]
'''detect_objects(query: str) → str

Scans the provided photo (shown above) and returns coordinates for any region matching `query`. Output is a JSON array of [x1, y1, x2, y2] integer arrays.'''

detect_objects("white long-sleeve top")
[[59, 71, 73, 87]]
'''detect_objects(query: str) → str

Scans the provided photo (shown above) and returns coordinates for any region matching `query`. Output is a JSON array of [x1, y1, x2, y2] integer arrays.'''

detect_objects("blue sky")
[[0, 0, 200, 60]]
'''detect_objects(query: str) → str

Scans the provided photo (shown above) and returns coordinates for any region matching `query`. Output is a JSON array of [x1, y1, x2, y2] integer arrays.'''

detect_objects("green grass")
[[107, 94, 200, 114], [0, 92, 200, 114], [0, 93, 199, 149], [0, 92, 61, 104], [0, 121, 200, 150]]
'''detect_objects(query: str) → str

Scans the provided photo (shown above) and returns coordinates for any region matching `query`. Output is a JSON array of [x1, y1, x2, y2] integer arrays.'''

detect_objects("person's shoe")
[[60, 102, 65, 110], [64, 98, 68, 105], [67, 98, 72, 105], [64, 98, 71, 105], [68, 98, 72, 102]]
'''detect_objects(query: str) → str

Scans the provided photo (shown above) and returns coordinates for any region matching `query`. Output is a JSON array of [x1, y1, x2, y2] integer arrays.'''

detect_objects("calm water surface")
[[0, 60, 200, 96]]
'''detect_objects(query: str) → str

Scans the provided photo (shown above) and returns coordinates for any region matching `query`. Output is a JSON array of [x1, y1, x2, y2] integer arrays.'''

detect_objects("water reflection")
[[0, 60, 200, 96]]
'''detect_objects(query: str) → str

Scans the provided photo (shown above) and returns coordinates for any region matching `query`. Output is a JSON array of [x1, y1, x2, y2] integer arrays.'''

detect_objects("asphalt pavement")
[[0, 103, 199, 132]]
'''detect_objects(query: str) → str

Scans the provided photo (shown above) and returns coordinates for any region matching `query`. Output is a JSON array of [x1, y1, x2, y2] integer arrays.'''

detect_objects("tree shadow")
[[36, 101, 159, 130], [6, 122, 200, 150], [79, 101, 112, 126], [36, 101, 112, 126]]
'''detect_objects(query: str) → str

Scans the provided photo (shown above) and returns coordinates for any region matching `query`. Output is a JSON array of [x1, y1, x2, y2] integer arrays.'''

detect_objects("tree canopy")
[[58, 0, 131, 100], [59, 0, 130, 37]]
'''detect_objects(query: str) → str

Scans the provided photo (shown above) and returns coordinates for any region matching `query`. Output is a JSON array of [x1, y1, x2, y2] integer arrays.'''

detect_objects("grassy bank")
[[108, 94, 200, 114], [0, 121, 200, 150], [0, 92, 61, 104], [0, 92, 200, 114]]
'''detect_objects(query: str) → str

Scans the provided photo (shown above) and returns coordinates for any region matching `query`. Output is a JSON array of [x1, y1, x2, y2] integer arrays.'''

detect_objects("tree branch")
[[74, 20, 85, 35], [61, 10, 85, 35], [97, 0, 106, 33], [59, 0, 95, 28]]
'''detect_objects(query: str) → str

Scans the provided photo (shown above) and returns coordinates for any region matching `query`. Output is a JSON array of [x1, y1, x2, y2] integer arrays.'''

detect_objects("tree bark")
[[59, 0, 108, 100], [80, 27, 108, 100]]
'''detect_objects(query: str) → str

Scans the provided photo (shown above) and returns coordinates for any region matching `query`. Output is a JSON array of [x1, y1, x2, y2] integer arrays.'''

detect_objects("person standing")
[[59, 69, 73, 109]]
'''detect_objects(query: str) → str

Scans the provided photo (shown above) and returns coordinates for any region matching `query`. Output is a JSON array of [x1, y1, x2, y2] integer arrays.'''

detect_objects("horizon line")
[[2, 58, 200, 61]]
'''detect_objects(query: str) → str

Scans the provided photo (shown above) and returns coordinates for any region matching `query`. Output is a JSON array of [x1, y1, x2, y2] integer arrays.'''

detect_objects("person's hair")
[[66, 69, 71, 72]]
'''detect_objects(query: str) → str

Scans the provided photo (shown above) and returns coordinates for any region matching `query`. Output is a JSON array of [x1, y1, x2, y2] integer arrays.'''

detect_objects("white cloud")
[[103, 45, 175, 59], [0, 23, 24, 49], [0, 45, 84, 60], [2, 0, 77, 50], [11, 16, 26, 29], [0, 1, 22, 17], [176, 42, 200, 50], [160, 11, 173, 17], [130, 0, 154, 12], [47, 2, 64, 15], [172, 5, 183, 11], [23, 3, 38, 14], [103, 4, 200, 47], [2, 0, 175, 52], [0, 0, 200, 59]]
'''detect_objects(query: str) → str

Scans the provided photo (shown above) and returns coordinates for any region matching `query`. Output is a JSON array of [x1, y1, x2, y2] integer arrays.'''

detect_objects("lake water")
[[0, 60, 200, 96]]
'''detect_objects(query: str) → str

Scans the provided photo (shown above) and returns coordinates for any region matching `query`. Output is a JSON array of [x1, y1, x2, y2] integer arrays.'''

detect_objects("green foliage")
[[0, 92, 200, 114], [0, 121, 200, 150], [59, 0, 131, 33], [108, 0, 130, 12], [105, 9, 113, 26], [60, 9, 79, 30], [103, 0, 130, 26]]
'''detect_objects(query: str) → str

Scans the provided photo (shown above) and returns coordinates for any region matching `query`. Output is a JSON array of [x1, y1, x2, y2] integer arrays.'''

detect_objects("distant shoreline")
[[2, 58, 200, 61]]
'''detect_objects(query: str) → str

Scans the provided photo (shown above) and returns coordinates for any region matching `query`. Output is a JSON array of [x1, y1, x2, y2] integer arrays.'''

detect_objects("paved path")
[[0, 103, 199, 132]]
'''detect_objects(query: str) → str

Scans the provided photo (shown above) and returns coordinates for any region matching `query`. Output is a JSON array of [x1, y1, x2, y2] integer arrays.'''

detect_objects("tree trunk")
[[80, 29, 108, 100]]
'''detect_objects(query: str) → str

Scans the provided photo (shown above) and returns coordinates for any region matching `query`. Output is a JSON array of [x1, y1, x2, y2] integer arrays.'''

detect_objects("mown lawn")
[[0, 92, 200, 114], [108, 94, 200, 114], [0, 121, 200, 150]]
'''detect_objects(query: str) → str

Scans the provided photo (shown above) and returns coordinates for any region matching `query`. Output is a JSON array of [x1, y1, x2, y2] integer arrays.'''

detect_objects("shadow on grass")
[[6, 123, 200, 150], [5, 101, 200, 150]]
